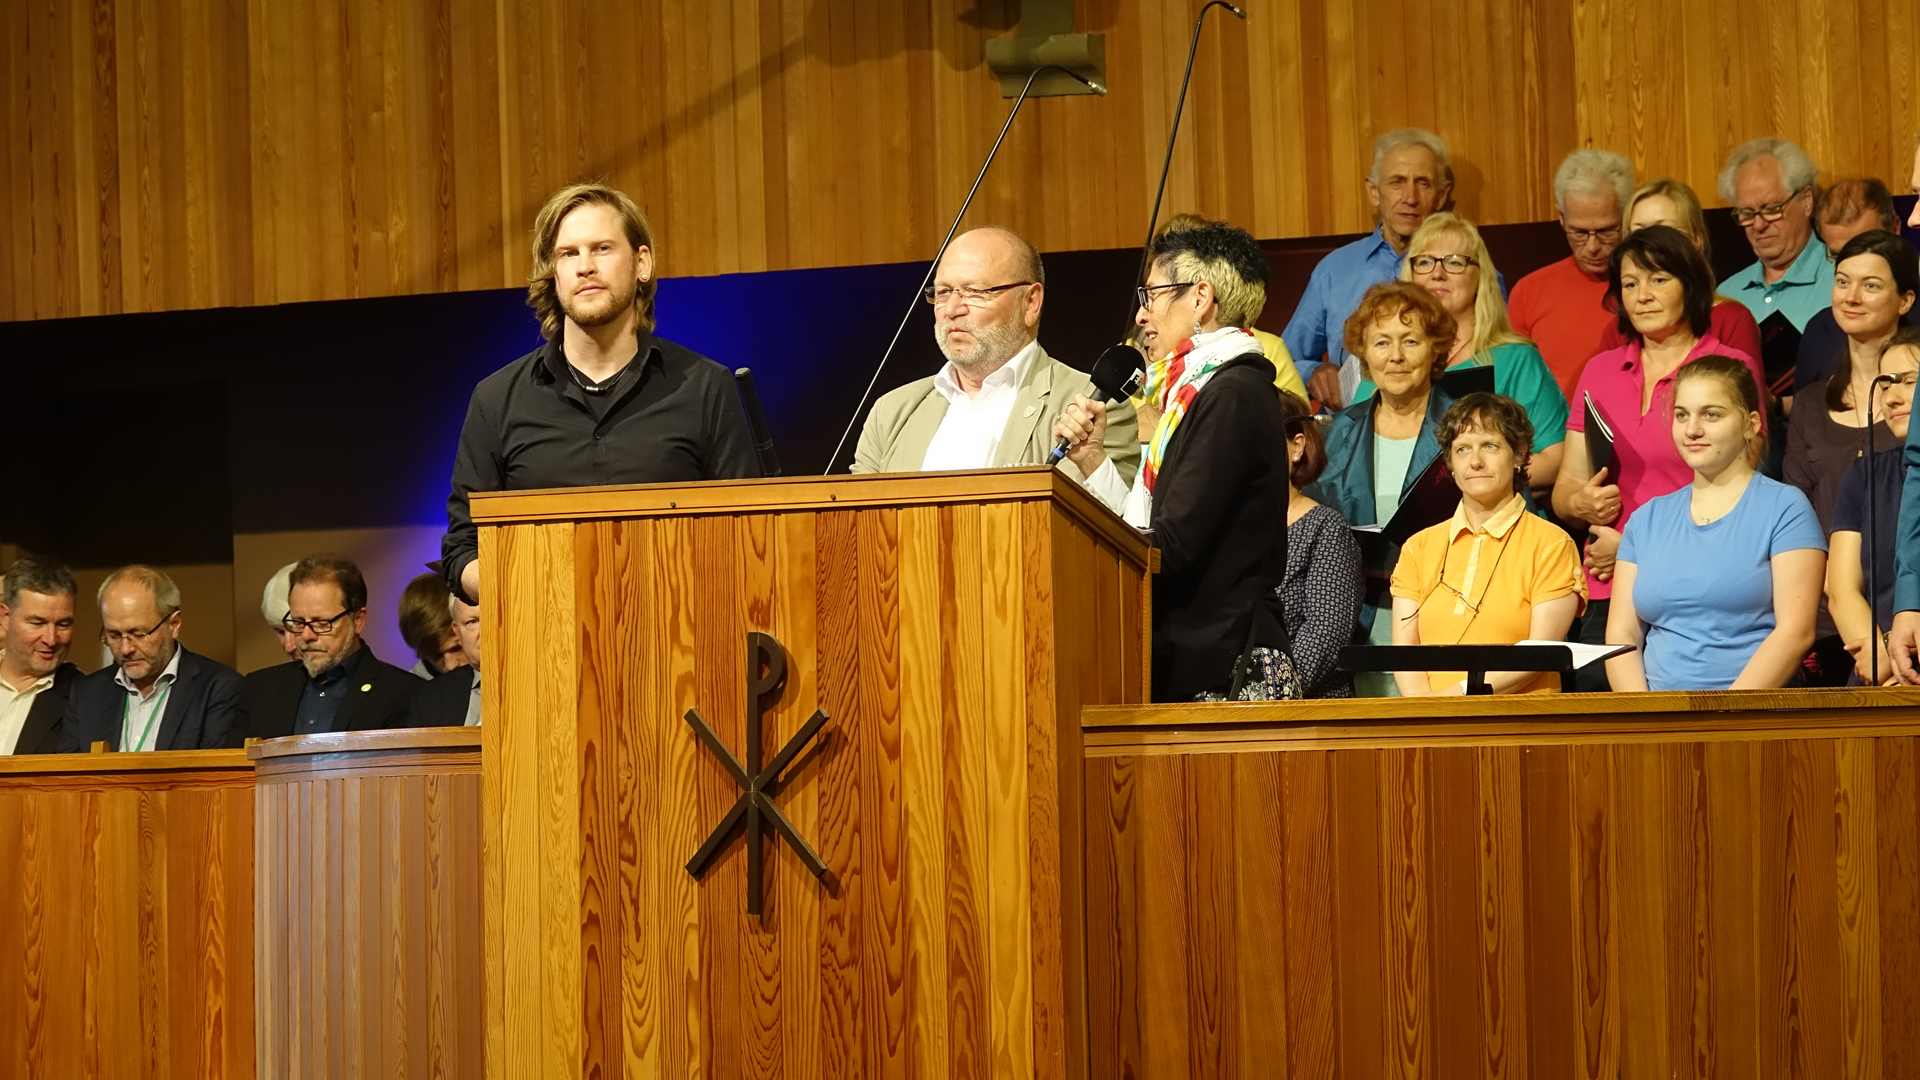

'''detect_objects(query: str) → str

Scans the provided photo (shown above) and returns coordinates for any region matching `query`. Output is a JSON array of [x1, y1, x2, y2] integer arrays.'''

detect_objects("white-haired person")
[[1352, 212, 1568, 496], [1508, 148, 1635, 401], [1281, 128, 1457, 409], [1053, 220, 1296, 702], [261, 562, 300, 661], [1718, 137, 1833, 340]]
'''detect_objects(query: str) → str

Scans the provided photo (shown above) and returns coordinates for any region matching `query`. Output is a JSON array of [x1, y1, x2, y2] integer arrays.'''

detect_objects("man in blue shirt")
[[1282, 129, 1452, 408]]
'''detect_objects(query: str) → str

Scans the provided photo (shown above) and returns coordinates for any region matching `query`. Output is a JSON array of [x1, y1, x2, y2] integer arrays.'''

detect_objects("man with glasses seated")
[[237, 555, 420, 742], [60, 566, 245, 752], [1718, 137, 1835, 404], [852, 226, 1139, 484]]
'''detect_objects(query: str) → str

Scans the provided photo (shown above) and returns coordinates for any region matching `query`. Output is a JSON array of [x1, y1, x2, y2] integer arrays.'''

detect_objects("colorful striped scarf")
[[1138, 326, 1263, 494]]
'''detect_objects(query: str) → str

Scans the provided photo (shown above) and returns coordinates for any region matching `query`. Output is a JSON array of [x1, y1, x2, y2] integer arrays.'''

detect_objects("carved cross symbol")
[[684, 632, 831, 915]]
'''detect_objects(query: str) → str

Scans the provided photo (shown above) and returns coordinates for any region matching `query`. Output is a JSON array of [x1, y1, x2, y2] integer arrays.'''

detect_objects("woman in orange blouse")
[[1389, 393, 1586, 695]]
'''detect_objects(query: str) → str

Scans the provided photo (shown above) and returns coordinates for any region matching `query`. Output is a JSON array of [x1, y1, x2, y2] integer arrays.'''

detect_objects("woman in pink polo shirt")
[[1551, 225, 1767, 687]]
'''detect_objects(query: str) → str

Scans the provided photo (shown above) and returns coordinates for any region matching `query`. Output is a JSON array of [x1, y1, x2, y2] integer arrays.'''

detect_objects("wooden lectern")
[[471, 467, 1151, 1080]]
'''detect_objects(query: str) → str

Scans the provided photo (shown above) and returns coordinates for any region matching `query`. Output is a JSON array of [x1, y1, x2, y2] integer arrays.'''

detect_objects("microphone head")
[[1225, 3, 1248, 17], [1089, 344, 1147, 401], [1085, 76, 1110, 96]]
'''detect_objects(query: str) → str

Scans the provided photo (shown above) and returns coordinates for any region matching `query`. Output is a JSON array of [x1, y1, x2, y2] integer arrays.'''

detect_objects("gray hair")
[[2, 556, 77, 609], [1554, 149, 1634, 213], [1369, 128, 1450, 187], [97, 565, 182, 617], [1717, 137, 1819, 203], [260, 562, 296, 627]]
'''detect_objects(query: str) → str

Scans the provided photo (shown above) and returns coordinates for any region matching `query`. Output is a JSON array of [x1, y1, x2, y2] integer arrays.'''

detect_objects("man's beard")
[[560, 277, 638, 329], [936, 315, 1027, 378], [299, 641, 347, 678]]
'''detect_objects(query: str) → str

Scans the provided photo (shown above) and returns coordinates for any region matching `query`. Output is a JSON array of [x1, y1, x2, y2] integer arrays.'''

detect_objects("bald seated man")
[[852, 227, 1140, 487]]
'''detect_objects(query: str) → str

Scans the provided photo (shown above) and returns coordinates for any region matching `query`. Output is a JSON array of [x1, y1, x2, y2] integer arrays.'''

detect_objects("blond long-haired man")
[[442, 183, 758, 603]]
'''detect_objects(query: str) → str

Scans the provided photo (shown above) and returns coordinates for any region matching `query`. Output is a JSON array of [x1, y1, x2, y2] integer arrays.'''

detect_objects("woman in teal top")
[[1352, 212, 1569, 498], [1308, 282, 1461, 696]]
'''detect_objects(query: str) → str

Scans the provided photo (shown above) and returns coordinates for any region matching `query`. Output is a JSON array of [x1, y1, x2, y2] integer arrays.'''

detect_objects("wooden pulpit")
[[471, 467, 1151, 1080]]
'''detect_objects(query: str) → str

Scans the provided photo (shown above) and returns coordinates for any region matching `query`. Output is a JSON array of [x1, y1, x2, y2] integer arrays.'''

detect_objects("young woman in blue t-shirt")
[[1605, 356, 1828, 691]]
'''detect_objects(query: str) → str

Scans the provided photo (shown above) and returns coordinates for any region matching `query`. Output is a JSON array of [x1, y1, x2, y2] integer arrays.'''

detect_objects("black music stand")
[[1340, 643, 1632, 695]]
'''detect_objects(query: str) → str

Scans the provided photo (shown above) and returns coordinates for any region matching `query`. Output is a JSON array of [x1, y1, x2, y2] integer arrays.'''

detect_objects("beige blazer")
[[851, 343, 1142, 484]]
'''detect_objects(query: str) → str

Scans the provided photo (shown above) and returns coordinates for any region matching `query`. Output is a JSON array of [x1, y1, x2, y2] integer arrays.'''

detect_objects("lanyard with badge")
[[122, 680, 173, 752]]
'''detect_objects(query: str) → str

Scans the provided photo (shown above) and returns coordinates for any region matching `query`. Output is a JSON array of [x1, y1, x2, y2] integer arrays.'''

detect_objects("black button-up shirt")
[[296, 646, 370, 734], [442, 329, 759, 597]]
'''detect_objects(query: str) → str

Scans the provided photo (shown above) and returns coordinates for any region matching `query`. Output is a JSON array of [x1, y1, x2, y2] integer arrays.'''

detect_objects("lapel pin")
[[1022, 405, 1037, 418], [361, 683, 373, 692]]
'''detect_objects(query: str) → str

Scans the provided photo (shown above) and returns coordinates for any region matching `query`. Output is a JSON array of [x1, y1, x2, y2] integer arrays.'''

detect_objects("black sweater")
[[1146, 353, 1292, 701]]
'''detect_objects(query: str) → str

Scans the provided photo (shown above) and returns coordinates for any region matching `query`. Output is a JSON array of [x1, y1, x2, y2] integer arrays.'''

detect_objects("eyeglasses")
[[922, 282, 1033, 307], [1410, 254, 1479, 275], [1732, 186, 1811, 226], [102, 613, 173, 648], [1562, 224, 1622, 246], [283, 608, 357, 635], [1135, 282, 1194, 309]]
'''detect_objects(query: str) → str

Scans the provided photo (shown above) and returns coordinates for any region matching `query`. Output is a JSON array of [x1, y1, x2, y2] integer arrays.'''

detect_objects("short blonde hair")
[[526, 182, 658, 340], [1397, 212, 1527, 362], [1147, 219, 1269, 328], [1624, 178, 1713, 262]]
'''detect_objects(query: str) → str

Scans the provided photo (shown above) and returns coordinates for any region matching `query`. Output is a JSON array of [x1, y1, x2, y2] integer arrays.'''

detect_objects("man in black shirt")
[[443, 182, 758, 602], [239, 555, 419, 742]]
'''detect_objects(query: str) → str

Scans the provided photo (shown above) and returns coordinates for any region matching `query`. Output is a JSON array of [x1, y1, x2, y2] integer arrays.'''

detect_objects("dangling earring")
[[1193, 320, 1204, 337]]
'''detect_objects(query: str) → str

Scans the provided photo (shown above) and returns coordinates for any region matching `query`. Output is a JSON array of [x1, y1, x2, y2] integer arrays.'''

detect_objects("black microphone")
[[1126, 1, 1249, 321], [824, 65, 1107, 474], [1048, 345, 1149, 463], [734, 368, 782, 478]]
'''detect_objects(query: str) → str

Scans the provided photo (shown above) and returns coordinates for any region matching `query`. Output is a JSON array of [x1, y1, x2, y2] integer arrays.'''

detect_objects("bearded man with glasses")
[[851, 226, 1139, 481], [237, 555, 421, 743], [60, 565, 244, 752]]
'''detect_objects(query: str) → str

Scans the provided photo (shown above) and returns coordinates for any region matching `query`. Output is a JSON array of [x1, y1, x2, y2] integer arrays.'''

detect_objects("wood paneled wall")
[[1085, 727, 1920, 1077], [6, 0, 1918, 322], [0, 752, 256, 1080]]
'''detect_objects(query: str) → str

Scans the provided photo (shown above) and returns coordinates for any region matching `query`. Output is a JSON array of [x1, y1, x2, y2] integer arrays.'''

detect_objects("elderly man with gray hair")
[[60, 565, 246, 752], [1282, 128, 1499, 408], [1719, 137, 1833, 405], [1508, 148, 1635, 400]]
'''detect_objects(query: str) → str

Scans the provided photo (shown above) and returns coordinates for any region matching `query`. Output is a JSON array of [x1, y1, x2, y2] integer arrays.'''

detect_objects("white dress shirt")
[[0, 651, 57, 755], [919, 341, 1040, 472], [113, 645, 183, 753], [465, 670, 482, 727]]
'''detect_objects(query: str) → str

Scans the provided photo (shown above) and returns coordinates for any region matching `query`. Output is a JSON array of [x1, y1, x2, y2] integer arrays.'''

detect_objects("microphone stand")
[[1867, 374, 1895, 685], [1127, 1, 1248, 315], [824, 64, 1105, 474]]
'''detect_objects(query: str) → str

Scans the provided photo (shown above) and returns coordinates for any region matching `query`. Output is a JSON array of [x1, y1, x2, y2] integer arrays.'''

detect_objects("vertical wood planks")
[[1085, 728, 1920, 1077], [483, 478, 1150, 1080], [12, 0, 1919, 320], [0, 761, 255, 1080]]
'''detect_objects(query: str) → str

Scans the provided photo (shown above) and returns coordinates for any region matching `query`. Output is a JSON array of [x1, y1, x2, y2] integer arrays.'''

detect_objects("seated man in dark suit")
[[414, 593, 480, 727], [61, 566, 246, 752], [0, 556, 83, 755], [239, 555, 420, 741]]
